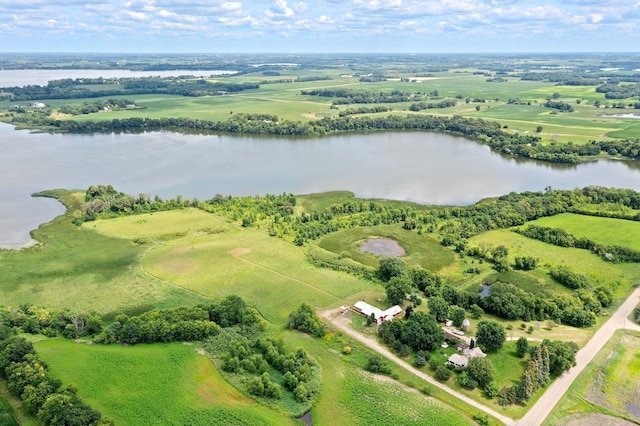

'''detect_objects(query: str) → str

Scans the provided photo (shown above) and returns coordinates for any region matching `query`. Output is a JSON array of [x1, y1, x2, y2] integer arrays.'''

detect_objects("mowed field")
[[34, 340, 294, 425], [86, 208, 375, 324], [526, 213, 640, 251]]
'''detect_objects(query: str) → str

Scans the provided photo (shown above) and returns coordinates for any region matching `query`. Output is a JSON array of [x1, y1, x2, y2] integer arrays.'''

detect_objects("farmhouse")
[[351, 301, 403, 324], [447, 354, 469, 368]]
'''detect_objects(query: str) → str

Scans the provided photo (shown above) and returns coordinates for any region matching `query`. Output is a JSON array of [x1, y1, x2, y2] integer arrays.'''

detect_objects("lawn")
[[35, 340, 295, 425]]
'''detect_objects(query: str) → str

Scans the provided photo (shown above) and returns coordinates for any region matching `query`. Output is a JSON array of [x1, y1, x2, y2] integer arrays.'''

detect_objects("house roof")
[[353, 301, 402, 322], [463, 347, 486, 358], [448, 354, 468, 367]]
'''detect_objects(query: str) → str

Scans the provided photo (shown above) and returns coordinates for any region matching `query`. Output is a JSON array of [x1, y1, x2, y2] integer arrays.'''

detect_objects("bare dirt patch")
[[228, 247, 251, 257]]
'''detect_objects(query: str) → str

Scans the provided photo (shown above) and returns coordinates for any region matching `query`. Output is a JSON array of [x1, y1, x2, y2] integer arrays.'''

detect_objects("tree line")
[[0, 76, 259, 101], [9, 109, 640, 164], [516, 224, 640, 263]]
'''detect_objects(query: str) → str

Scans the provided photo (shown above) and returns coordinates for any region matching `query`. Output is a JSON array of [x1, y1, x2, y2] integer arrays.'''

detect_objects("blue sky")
[[0, 0, 639, 53]]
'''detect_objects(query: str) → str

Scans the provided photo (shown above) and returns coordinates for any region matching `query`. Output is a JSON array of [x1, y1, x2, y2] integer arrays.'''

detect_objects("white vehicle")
[[452, 329, 464, 336]]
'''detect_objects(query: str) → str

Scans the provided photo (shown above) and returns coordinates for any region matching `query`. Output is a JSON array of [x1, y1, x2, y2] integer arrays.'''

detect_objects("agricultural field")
[[3, 54, 640, 151], [34, 340, 295, 425], [544, 330, 640, 426]]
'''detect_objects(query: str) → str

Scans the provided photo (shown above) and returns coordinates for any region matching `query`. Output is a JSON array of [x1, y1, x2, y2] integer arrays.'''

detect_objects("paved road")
[[518, 284, 640, 426], [322, 284, 640, 426], [319, 309, 516, 426]]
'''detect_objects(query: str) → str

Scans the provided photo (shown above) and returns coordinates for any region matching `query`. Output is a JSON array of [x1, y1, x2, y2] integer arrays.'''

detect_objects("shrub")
[[435, 366, 452, 382]]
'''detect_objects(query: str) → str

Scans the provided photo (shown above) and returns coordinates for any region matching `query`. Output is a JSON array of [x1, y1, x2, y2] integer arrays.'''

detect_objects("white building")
[[352, 301, 403, 324]]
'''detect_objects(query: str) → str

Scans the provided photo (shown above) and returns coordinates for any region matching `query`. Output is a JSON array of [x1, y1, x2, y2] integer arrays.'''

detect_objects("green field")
[[284, 331, 477, 426], [0, 191, 207, 320], [317, 224, 455, 272], [544, 330, 640, 425], [34, 340, 295, 425], [526, 213, 640, 251], [469, 229, 638, 299], [4, 61, 640, 147], [87, 209, 375, 324]]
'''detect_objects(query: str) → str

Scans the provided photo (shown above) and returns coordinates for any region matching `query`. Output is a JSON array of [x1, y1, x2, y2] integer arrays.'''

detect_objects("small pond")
[[479, 284, 491, 297], [359, 238, 406, 256]]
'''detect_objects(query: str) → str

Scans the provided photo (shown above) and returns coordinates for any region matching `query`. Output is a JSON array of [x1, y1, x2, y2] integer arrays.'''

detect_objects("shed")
[[462, 318, 471, 332]]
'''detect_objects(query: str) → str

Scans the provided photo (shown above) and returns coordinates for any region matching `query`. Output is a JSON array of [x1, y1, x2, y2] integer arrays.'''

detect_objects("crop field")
[[35, 340, 294, 425], [317, 224, 455, 272], [526, 213, 640, 251], [87, 209, 375, 324], [284, 332, 477, 426], [544, 330, 640, 426]]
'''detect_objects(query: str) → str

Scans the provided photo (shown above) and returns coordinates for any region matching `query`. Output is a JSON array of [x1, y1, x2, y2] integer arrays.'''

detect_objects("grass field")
[[86, 209, 375, 324], [544, 330, 640, 426], [317, 224, 455, 272], [0, 191, 207, 320], [525, 213, 640, 251], [468, 229, 639, 300], [35, 340, 295, 425]]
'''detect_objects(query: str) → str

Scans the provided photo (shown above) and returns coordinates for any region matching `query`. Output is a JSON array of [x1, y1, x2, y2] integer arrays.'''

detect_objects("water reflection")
[[1, 123, 639, 248]]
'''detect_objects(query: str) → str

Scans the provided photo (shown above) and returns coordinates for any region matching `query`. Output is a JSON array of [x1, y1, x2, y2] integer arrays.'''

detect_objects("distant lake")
[[2, 122, 640, 249], [0, 69, 236, 88]]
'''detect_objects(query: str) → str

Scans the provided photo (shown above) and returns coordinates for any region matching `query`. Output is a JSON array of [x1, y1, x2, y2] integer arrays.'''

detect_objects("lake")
[[0, 69, 236, 88], [1, 122, 640, 249]]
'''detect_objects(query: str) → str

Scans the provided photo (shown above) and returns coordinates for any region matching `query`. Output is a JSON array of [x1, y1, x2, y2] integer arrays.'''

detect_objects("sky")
[[0, 0, 639, 53]]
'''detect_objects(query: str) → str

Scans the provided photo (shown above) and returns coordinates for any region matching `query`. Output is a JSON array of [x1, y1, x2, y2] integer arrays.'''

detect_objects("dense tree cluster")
[[286, 304, 326, 338], [95, 296, 260, 345], [543, 100, 574, 112], [408, 99, 457, 111], [596, 83, 640, 99], [378, 311, 444, 352], [0, 304, 102, 339], [208, 331, 321, 403], [338, 106, 392, 117], [0, 336, 108, 425]]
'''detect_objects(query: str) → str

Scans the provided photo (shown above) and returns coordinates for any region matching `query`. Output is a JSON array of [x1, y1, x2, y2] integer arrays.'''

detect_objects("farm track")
[[322, 284, 640, 426], [320, 308, 517, 426]]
